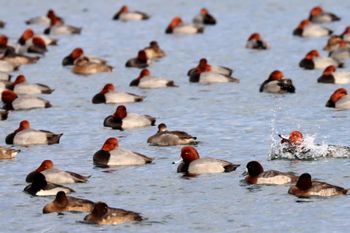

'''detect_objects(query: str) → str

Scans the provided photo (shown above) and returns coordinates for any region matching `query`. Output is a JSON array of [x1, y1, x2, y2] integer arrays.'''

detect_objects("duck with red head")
[[84, 202, 143, 225], [193, 8, 216, 25], [103, 105, 156, 130], [280, 130, 304, 145], [245, 33, 269, 50], [176, 146, 239, 175], [341, 26, 350, 42], [44, 16, 81, 35], [328, 40, 350, 62], [144, 41, 166, 60], [308, 6, 340, 24], [259, 70, 295, 93], [25, 9, 64, 26], [62, 47, 107, 66], [293, 19, 332, 37], [113, 5, 149, 21], [26, 159, 90, 184], [318, 65, 350, 84], [1, 89, 52, 111], [5, 120, 63, 146], [27, 37, 47, 54], [8, 74, 54, 94], [326, 88, 350, 109], [18, 28, 57, 48], [299, 50, 342, 70], [92, 83, 144, 104], [93, 137, 153, 167], [130, 69, 177, 88], [125, 50, 150, 68], [288, 173, 348, 198], [0, 34, 16, 57], [166, 16, 204, 34]]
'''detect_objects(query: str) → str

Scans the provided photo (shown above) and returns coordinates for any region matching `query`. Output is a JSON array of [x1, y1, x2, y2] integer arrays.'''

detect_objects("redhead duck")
[[341, 26, 350, 42], [165, 16, 204, 34], [62, 47, 107, 66], [92, 83, 144, 104], [0, 110, 8, 120], [26, 9, 64, 26], [7, 75, 54, 94], [44, 16, 81, 35], [1, 90, 51, 111], [130, 69, 177, 88], [5, 120, 62, 146], [0, 146, 20, 159], [244, 161, 298, 185], [125, 50, 150, 68], [326, 88, 350, 109], [72, 57, 113, 75], [24, 172, 74, 196], [193, 8, 216, 25], [293, 19, 332, 37], [288, 173, 348, 198], [18, 28, 57, 48], [147, 123, 197, 146], [93, 137, 153, 167], [23, 37, 47, 55], [84, 202, 142, 225], [245, 33, 269, 50], [26, 160, 90, 184], [43, 191, 94, 214], [144, 41, 166, 60], [176, 146, 240, 175], [329, 40, 350, 62], [308, 6, 340, 24], [103, 105, 155, 130], [318, 65, 350, 84], [259, 70, 295, 93], [299, 50, 342, 70], [113, 5, 149, 21]]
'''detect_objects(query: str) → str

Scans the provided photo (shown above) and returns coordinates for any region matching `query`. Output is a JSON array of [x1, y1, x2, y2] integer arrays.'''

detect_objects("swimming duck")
[[113, 5, 149, 21], [326, 88, 350, 109], [341, 26, 350, 42], [26, 9, 64, 26], [328, 40, 350, 62], [17, 28, 57, 48], [144, 41, 166, 60], [0, 146, 20, 159], [62, 47, 107, 66], [318, 65, 350, 84], [0, 60, 18, 73], [72, 57, 113, 75], [293, 19, 332, 37], [193, 8, 216, 25], [299, 50, 342, 70], [245, 33, 269, 50], [1, 90, 51, 111], [165, 16, 204, 34], [92, 83, 144, 104], [125, 50, 150, 68], [44, 16, 81, 35], [259, 70, 295, 93], [130, 69, 177, 88], [7, 75, 54, 94], [308, 6, 340, 24], [323, 36, 346, 52]]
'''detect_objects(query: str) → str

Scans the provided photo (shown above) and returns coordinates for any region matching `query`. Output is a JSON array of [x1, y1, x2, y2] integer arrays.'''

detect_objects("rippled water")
[[1, 0, 350, 232]]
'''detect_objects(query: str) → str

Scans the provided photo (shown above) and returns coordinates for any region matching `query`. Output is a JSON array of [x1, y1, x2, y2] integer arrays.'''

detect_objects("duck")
[[7, 75, 54, 94], [323, 36, 346, 52], [92, 83, 144, 104], [130, 69, 177, 88], [26, 9, 64, 26], [176, 146, 240, 175], [245, 33, 269, 50], [1, 90, 52, 111], [192, 8, 216, 25], [0, 110, 8, 120], [5, 120, 63, 146], [318, 65, 350, 84], [259, 70, 295, 93], [20, 37, 48, 55], [0, 60, 18, 73], [329, 40, 350, 62], [84, 202, 142, 225], [72, 57, 113, 75], [24, 172, 74, 196], [125, 50, 150, 68], [308, 6, 340, 24], [299, 50, 342, 70], [293, 19, 332, 37], [244, 161, 298, 185], [341, 26, 350, 42], [147, 123, 197, 146], [44, 17, 81, 35], [62, 47, 107, 66], [26, 160, 90, 184], [0, 146, 20, 159], [93, 137, 154, 167], [144, 41, 166, 60], [326, 88, 350, 109], [43, 191, 94, 214], [288, 173, 348, 198], [17, 28, 57, 48], [103, 105, 155, 130], [113, 5, 149, 21], [0, 35, 17, 58], [165, 16, 204, 34]]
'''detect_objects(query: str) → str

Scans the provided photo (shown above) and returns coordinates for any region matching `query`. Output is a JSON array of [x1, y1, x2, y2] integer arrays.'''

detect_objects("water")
[[1, 0, 350, 232]]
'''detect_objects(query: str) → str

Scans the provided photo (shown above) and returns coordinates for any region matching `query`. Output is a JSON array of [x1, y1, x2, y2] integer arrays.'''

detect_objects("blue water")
[[1, 0, 350, 232]]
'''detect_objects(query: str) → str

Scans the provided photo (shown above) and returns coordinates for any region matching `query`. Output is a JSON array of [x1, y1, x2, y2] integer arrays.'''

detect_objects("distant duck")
[[144, 41, 166, 60], [26, 9, 64, 26], [44, 16, 81, 35], [323, 36, 346, 52], [130, 69, 177, 88], [176, 146, 240, 175], [113, 5, 149, 21], [93, 137, 154, 167], [0, 60, 18, 73], [165, 16, 204, 34], [8, 75, 54, 94], [92, 83, 144, 104], [341, 26, 350, 42], [84, 202, 143, 225], [245, 33, 269, 50], [328, 40, 350, 62], [326, 88, 350, 109], [318, 65, 350, 84], [147, 123, 197, 146], [125, 50, 150, 68], [43, 191, 94, 214], [308, 6, 340, 24], [5, 120, 63, 146], [259, 70, 295, 93], [17, 28, 57, 47], [1, 89, 52, 111], [293, 19, 332, 37], [103, 105, 155, 130], [299, 50, 342, 70], [72, 57, 113, 75], [192, 8, 216, 25], [62, 47, 107, 66], [0, 35, 17, 57], [0, 146, 20, 159]]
